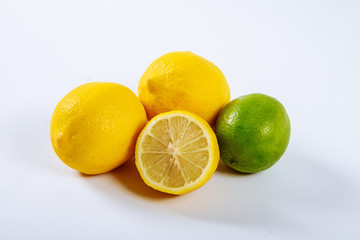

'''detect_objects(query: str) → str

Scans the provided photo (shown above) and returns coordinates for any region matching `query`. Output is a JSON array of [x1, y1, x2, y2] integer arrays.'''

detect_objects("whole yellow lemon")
[[138, 51, 231, 126], [50, 82, 147, 175]]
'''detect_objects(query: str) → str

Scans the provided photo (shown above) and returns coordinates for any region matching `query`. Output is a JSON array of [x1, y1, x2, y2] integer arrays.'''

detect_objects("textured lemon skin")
[[50, 82, 147, 175], [135, 111, 220, 195], [138, 51, 231, 126]]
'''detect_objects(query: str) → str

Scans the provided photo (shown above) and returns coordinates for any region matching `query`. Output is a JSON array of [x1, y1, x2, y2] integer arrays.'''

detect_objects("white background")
[[1, 0, 359, 239]]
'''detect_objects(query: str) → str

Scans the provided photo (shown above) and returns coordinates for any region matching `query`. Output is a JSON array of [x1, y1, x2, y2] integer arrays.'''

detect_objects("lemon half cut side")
[[135, 111, 220, 195]]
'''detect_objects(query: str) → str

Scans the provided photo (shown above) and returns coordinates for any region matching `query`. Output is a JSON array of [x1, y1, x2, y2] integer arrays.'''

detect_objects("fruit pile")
[[51, 51, 290, 195]]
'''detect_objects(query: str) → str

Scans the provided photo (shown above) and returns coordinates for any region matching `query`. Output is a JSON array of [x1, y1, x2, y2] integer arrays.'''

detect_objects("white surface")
[[1, 0, 360, 239]]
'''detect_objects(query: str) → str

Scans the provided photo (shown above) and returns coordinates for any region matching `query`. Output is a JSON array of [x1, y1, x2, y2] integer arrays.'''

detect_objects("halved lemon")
[[135, 111, 220, 195]]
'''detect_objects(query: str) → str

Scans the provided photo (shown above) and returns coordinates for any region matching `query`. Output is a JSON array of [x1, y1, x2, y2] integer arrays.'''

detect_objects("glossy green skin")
[[215, 93, 291, 173]]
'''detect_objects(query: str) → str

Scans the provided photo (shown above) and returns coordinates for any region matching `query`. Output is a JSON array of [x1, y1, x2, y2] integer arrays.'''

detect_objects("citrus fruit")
[[138, 51, 231, 126], [135, 111, 220, 195], [50, 82, 147, 175], [215, 93, 291, 173]]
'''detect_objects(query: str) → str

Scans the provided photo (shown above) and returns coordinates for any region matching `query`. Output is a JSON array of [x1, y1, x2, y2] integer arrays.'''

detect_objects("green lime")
[[215, 93, 291, 173]]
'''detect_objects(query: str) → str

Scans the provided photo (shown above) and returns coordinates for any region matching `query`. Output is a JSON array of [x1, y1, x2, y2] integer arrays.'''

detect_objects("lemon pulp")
[[135, 111, 219, 195]]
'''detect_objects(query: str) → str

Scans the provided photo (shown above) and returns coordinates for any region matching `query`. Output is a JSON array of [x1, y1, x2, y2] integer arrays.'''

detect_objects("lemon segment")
[[135, 111, 220, 195]]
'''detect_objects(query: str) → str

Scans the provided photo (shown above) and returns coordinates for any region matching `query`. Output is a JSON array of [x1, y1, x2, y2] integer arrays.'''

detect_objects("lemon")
[[50, 82, 147, 175], [135, 111, 219, 195], [138, 51, 230, 126]]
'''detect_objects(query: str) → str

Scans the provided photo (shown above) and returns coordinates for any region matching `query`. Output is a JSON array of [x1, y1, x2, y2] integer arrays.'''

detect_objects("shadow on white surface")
[[79, 149, 359, 237], [216, 158, 252, 175], [79, 157, 176, 200]]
